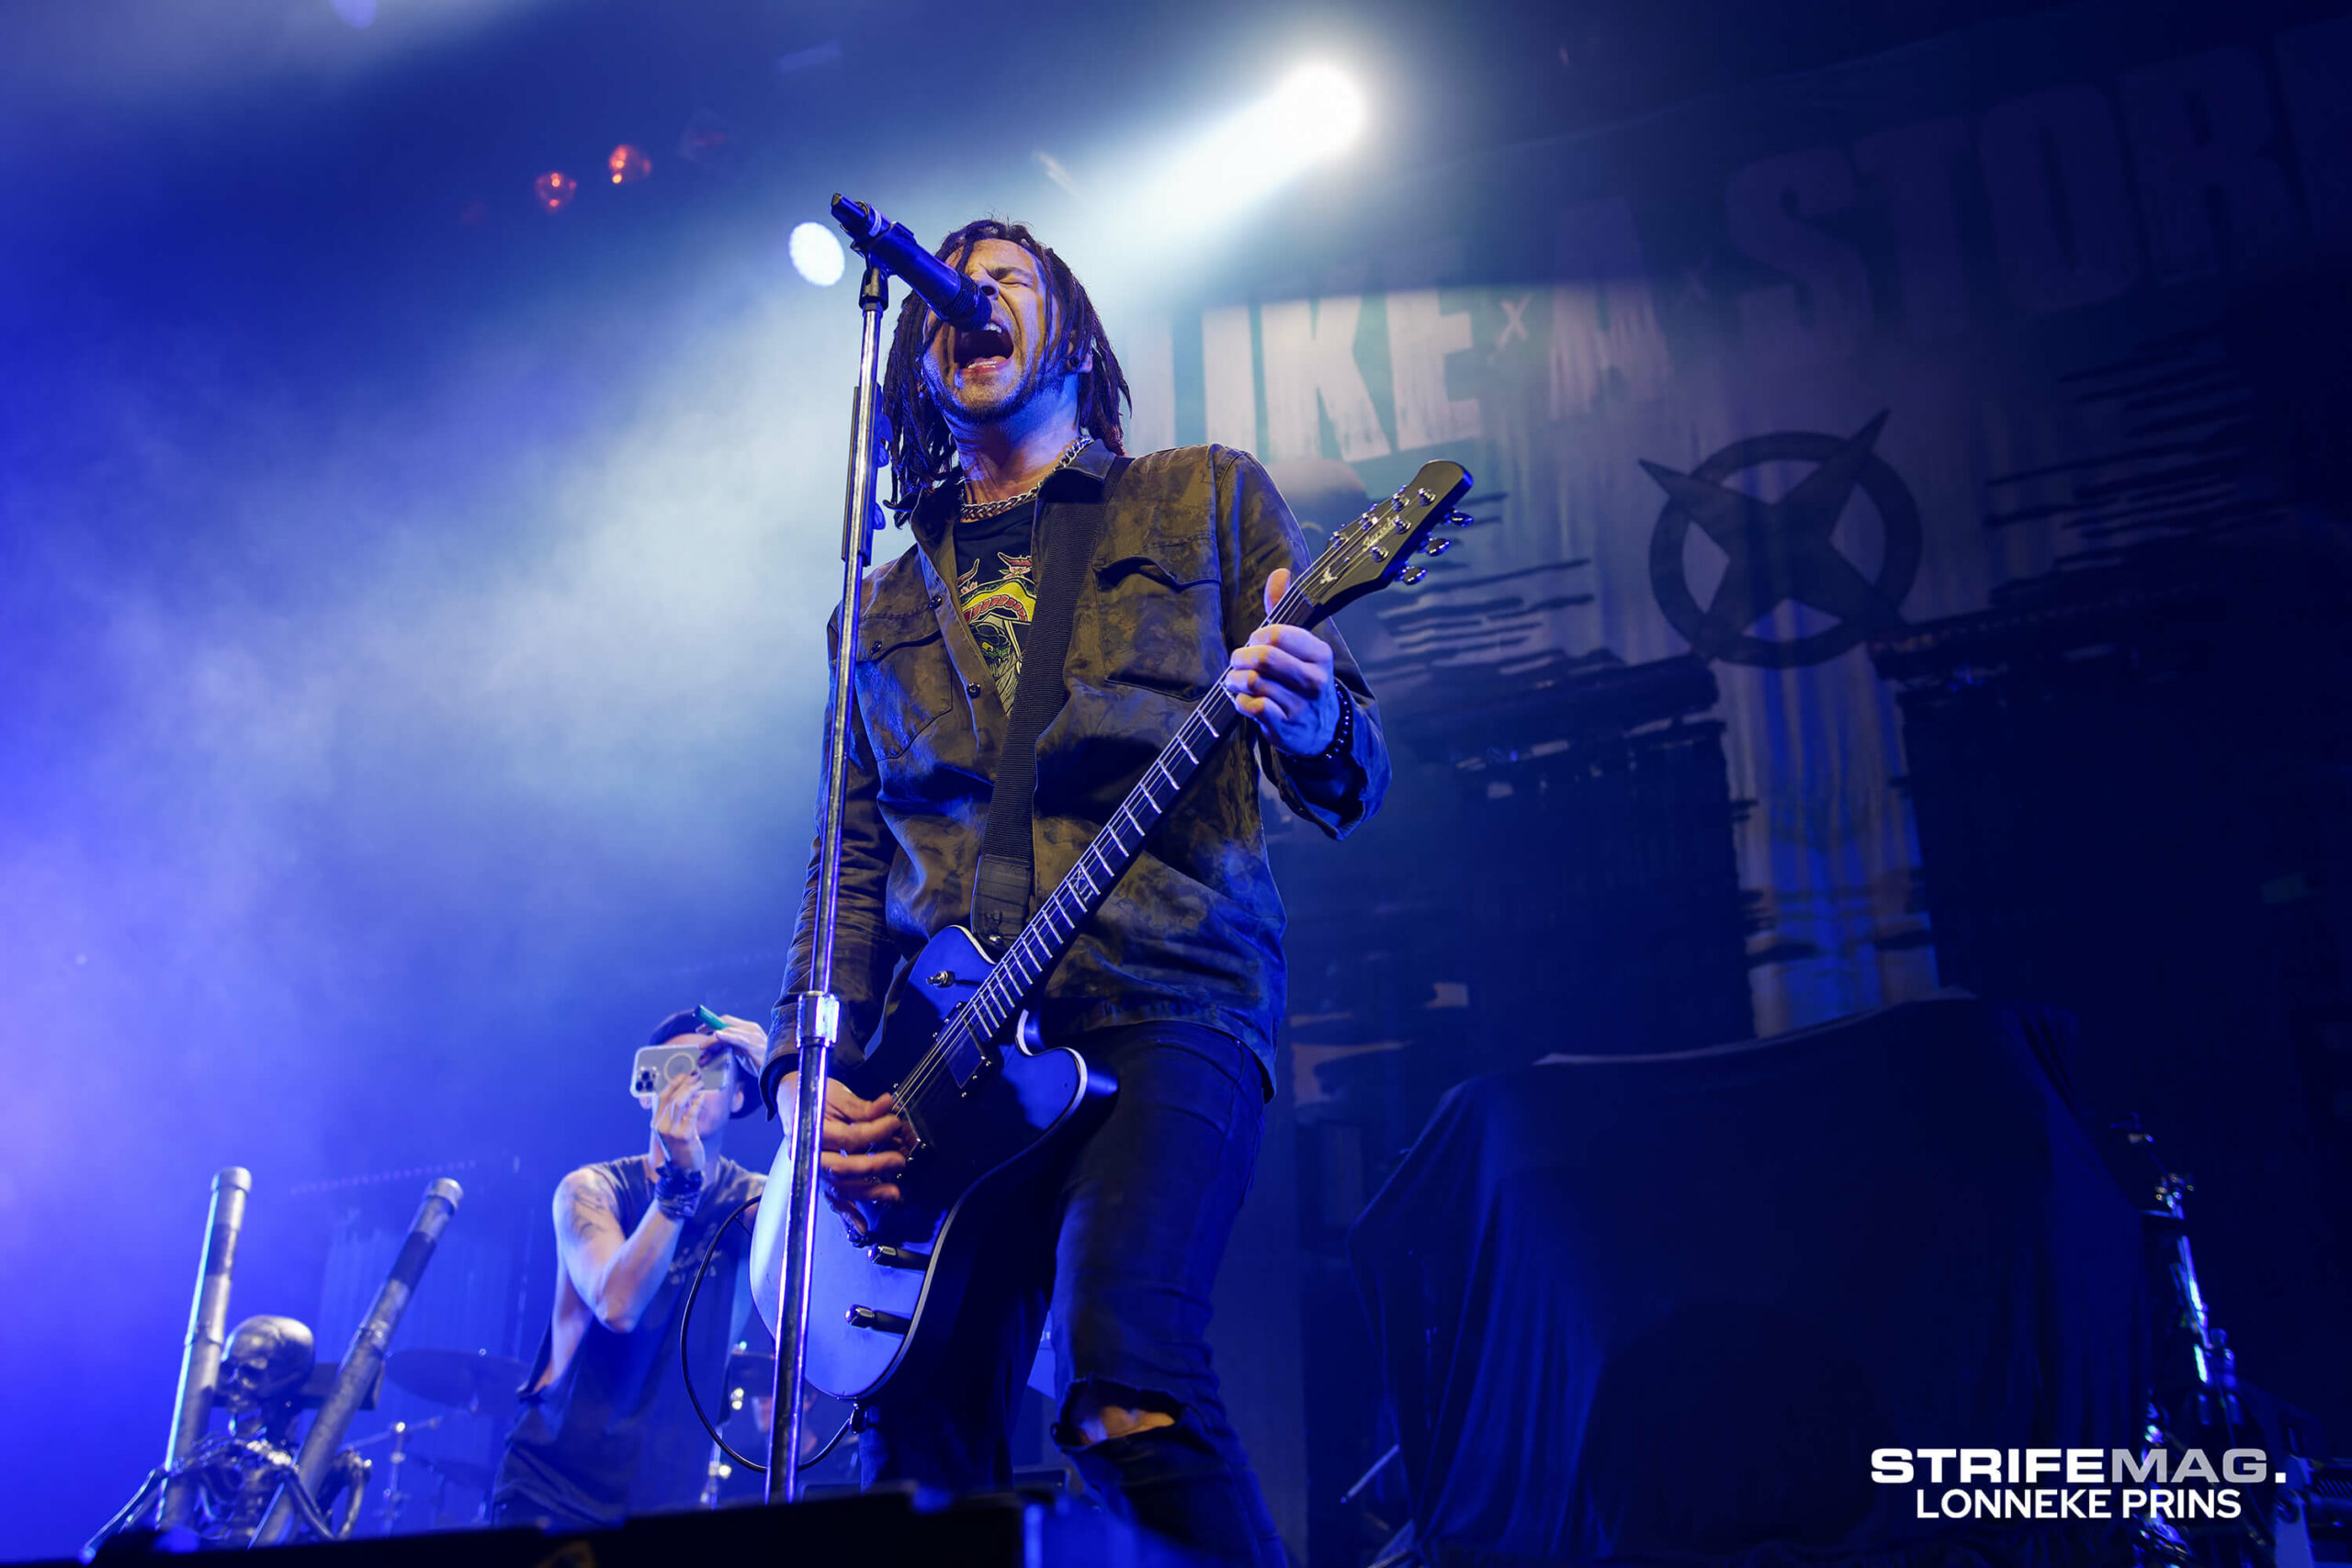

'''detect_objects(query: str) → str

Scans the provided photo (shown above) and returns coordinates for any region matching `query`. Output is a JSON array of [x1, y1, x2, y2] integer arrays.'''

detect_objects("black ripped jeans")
[[855, 1021, 1284, 1568]]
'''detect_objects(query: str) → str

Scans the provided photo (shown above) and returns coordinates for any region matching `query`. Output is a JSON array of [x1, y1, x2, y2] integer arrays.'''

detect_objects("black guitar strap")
[[970, 455, 1131, 954]]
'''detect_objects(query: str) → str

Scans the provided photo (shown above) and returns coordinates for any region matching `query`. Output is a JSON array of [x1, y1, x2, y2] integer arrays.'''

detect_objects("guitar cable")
[[677, 1193, 858, 1478]]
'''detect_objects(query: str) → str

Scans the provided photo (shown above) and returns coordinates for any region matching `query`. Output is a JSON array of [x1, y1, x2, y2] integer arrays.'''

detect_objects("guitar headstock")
[[1288, 459, 1476, 624]]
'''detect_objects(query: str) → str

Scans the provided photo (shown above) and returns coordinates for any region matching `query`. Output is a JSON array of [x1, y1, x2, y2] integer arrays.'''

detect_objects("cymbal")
[[385, 1348, 528, 1412]]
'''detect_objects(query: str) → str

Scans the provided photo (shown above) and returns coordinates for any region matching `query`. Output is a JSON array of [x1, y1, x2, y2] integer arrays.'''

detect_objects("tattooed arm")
[[552, 1163, 688, 1337], [550, 1061, 722, 1340]]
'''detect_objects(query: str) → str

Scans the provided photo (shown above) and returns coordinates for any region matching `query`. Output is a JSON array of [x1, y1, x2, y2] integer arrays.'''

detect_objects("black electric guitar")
[[752, 458, 1476, 1401]]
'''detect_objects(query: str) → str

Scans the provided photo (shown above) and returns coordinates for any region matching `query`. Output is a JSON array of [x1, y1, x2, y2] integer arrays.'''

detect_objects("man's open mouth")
[[953, 322, 1015, 369]]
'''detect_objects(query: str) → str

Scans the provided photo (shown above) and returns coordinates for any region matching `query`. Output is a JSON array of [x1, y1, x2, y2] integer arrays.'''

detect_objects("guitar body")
[[752, 924, 1104, 1401]]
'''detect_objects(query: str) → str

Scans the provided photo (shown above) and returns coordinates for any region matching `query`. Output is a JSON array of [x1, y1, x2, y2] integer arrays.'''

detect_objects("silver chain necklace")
[[957, 435, 1095, 521]]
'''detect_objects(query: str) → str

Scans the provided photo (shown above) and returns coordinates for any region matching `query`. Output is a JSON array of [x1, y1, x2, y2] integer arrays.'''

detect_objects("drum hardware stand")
[[700, 1382, 751, 1509], [328, 1414, 445, 1535], [358, 1417, 442, 1535], [2113, 1116, 2267, 1568], [2114, 1119, 2243, 1448], [382, 1424, 407, 1534]]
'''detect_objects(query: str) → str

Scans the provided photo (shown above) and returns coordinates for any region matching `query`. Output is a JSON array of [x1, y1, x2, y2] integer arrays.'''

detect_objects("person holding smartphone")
[[492, 1010, 768, 1529]]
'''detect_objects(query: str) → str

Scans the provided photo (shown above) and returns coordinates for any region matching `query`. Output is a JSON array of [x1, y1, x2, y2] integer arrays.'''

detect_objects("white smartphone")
[[630, 1043, 728, 1103]]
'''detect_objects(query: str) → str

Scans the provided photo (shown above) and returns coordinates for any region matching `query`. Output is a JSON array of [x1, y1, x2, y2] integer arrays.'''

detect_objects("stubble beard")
[[926, 335, 1058, 435]]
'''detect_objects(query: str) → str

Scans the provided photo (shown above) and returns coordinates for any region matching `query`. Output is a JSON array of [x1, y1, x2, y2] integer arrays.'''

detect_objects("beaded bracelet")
[[1284, 682, 1354, 770]]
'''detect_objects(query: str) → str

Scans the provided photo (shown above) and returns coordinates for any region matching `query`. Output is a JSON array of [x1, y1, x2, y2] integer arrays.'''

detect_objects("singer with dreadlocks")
[[766, 219, 1385, 1566]]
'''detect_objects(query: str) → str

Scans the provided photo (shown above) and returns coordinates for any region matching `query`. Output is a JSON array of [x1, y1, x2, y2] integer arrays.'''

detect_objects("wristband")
[[654, 1162, 704, 1221]]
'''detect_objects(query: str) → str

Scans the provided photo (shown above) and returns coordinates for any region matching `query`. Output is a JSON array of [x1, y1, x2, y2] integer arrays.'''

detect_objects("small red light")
[[607, 144, 651, 186], [534, 171, 578, 212]]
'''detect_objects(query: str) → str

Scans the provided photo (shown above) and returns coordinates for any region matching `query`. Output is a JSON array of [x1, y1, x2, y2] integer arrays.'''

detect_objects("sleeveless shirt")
[[492, 1154, 763, 1525]]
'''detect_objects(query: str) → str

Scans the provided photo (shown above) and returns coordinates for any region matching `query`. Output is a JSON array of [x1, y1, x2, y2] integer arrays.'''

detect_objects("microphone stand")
[[764, 259, 888, 1504]]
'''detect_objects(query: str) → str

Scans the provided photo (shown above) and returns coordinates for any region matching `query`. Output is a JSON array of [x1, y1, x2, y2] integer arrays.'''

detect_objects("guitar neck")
[[961, 683, 1248, 1043], [955, 584, 1331, 1055]]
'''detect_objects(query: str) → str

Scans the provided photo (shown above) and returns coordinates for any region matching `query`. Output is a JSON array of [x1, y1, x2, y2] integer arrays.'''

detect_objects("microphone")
[[830, 195, 994, 332]]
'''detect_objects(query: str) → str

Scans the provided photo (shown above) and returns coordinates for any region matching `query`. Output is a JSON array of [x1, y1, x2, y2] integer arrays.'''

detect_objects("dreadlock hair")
[[878, 218, 1130, 521]]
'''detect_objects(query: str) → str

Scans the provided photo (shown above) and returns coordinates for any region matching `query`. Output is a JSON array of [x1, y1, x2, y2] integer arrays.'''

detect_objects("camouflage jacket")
[[774, 441, 1389, 1084]]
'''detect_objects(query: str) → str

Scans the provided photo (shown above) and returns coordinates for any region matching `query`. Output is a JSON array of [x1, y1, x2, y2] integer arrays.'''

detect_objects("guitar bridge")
[[847, 1304, 912, 1336]]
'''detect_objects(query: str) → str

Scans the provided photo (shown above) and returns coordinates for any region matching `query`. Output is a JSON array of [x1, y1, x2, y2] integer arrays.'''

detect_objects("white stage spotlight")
[[1264, 63, 1365, 163], [1154, 62, 1365, 220], [789, 221, 847, 287]]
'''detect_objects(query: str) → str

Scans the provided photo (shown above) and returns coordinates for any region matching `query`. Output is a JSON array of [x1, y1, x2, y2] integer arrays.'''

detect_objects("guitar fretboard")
[[911, 592, 1311, 1102], [966, 689, 1245, 1047]]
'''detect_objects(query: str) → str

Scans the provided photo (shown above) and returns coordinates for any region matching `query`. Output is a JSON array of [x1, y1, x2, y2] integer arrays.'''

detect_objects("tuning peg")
[[1446, 511, 1475, 527], [1400, 568, 1429, 586], [1422, 537, 1453, 557]]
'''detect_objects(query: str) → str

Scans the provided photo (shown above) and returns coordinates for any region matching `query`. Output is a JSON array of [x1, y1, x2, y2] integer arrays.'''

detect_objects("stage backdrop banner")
[[1115, 0, 2352, 1034]]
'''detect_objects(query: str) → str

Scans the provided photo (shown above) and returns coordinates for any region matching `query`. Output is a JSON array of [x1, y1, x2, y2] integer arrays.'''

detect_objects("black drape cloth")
[[1348, 998, 2146, 1567]]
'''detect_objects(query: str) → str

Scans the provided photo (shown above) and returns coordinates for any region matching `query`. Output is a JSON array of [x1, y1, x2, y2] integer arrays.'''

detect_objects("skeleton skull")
[[218, 1315, 315, 1415]]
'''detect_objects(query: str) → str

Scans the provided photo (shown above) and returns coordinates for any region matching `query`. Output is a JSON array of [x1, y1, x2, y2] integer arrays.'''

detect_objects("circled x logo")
[[1643, 412, 1918, 668]]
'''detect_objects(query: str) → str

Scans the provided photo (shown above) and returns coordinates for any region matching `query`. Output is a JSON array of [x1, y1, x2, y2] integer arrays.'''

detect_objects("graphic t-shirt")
[[954, 500, 1037, 707]]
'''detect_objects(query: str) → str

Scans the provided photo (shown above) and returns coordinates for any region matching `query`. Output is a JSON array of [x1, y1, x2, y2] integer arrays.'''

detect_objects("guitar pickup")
[[846, 1305, 912, 1336], [865, 1245, 930, 1271]]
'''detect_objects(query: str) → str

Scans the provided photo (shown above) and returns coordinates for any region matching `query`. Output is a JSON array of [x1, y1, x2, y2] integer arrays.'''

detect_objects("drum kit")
[[363, 1345, 797, 1526], [346, 1348, 528, 1533]]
